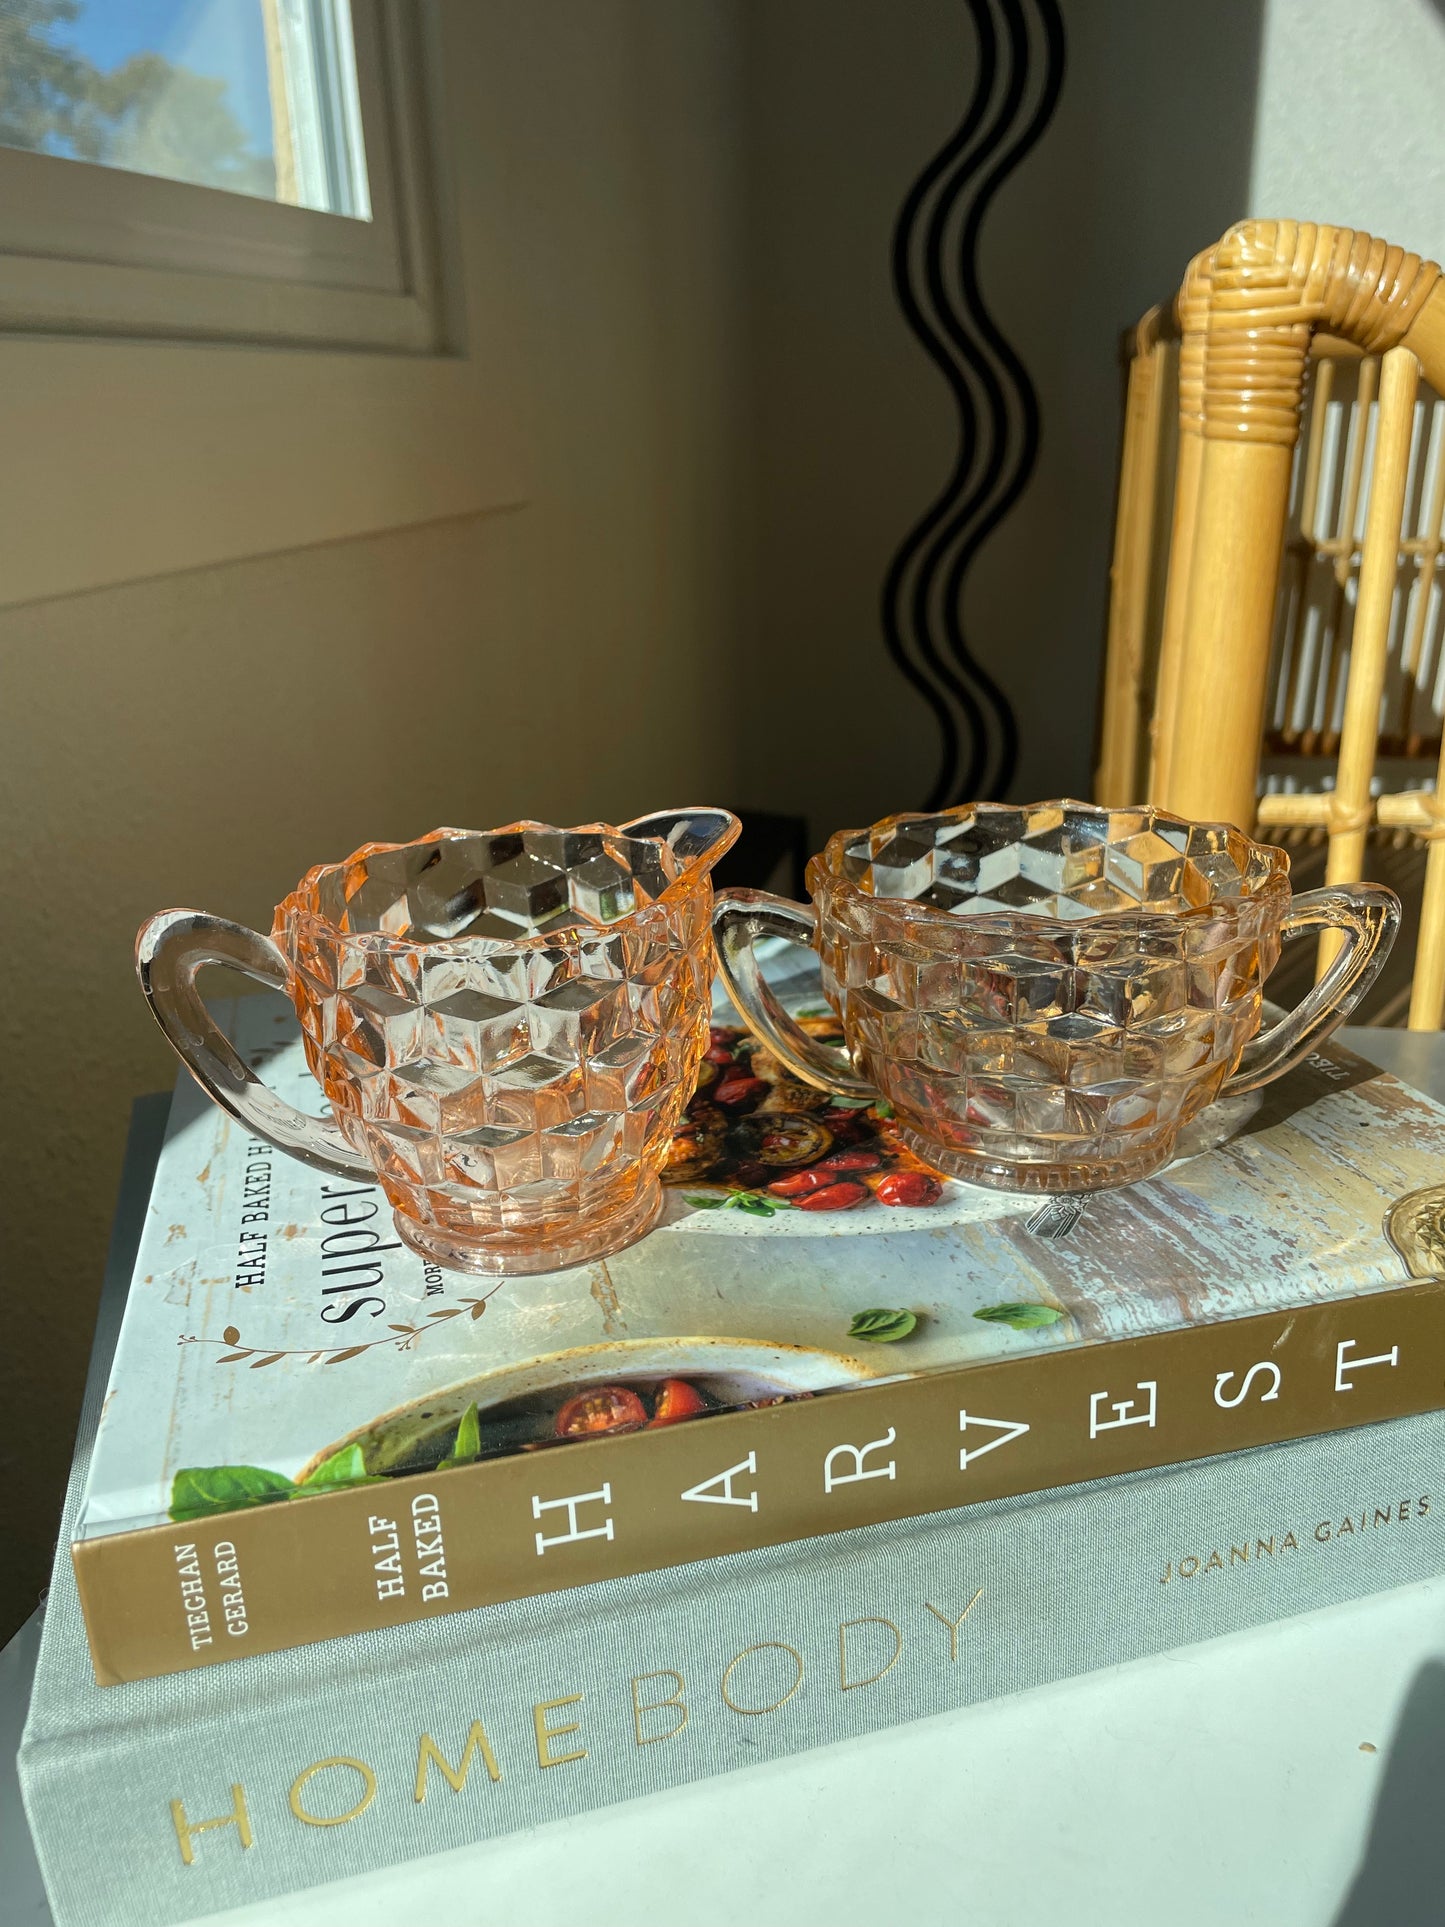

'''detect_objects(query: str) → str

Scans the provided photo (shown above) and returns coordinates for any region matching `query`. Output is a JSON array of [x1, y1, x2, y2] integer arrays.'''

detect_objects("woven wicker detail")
[[1186, 221, 1441, 446], [1322, 797, 1376, 838]]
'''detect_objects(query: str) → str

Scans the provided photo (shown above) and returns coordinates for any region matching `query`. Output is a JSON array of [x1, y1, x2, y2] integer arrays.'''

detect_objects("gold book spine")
[[73, 1279, 1445, 1685]]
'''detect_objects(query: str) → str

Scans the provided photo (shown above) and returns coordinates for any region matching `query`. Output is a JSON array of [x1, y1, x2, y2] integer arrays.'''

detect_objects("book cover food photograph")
[[67, 851, 1445, 1687], [10, 8, 1445, 1927]]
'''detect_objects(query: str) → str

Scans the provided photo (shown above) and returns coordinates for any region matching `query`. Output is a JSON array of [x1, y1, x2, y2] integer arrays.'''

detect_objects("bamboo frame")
[[1099, 221, 1445, 1028], [1161, 223, 1445, 833], [1378, 785, 1445, 1025], [1397, 418, 1445, 756], [1317, 348, 1419, 972], [1096, 312, 1169, 805], [1147, 248, 1211, 803]]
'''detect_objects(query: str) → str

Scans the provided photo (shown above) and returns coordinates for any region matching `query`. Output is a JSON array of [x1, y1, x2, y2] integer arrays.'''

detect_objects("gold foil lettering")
[[923, 1591, 983, 1661], [288, 1758, 377, 1828], [170, 1785, 252, 1866], [839, 1616, 902, 1690], [721, 1642, 805, 1715], [533, 1695, 587, 1768], [414, 1722, 503, 1801], [632, 1670, 689, 1746]]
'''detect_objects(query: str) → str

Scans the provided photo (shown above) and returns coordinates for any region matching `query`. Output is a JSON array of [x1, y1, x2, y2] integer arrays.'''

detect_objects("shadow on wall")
[[1332, 1656, 1445, 1924], [738, 0, 1265, 840]]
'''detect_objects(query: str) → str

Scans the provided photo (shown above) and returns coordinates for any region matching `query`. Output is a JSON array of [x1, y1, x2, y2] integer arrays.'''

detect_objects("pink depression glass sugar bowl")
[[713, 801, 1398, 1196], [137, 809, 739, 1275]]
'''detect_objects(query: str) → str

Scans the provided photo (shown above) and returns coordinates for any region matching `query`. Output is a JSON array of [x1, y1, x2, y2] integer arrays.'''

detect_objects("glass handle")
[[1224, 883, 1401, 1096], [136, 909, 373, 1180], [711, 888, 875, 1100]]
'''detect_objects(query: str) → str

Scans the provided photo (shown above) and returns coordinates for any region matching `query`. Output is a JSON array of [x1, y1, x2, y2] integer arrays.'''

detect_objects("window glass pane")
[[0, 0, 370, 217]]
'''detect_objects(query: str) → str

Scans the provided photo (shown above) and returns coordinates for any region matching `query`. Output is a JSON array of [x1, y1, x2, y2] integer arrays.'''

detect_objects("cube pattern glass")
[[276, 825, 717, 1272], [810, 802, 1291, 1192]]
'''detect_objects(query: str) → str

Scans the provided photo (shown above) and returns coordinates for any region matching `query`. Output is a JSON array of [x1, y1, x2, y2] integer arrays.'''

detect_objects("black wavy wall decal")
[[880, 0, 1066, 808]]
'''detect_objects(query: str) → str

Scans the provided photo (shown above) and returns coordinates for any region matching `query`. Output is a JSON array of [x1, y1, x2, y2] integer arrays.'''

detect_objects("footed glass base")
[[896, 1124, 1176, 1196], [393, 1177, 664, 1277]]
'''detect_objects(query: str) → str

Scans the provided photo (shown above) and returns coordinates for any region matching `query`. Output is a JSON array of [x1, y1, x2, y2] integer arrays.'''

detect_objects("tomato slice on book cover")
[[665, 1019, 954, 1226], [555, 1387, 649, 1436]]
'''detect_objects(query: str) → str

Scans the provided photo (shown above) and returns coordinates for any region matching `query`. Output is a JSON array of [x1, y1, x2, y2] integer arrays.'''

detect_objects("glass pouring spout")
[[618, 807, 741, 878]]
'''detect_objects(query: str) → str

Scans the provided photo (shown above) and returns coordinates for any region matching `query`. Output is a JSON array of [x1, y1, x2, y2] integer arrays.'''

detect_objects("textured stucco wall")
[[1250, 0, 1445, 262]]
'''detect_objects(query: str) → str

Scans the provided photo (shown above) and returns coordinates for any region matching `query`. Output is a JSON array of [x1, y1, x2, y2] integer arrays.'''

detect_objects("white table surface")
[[6, 1027, 1443, 1927]]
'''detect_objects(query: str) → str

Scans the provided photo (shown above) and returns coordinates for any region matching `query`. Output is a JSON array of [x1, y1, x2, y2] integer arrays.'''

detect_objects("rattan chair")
[[1096, 221, 1445, 1027]]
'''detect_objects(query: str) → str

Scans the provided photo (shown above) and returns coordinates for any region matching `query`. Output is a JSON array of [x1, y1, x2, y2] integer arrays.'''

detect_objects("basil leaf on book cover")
[[974, 1302, 1063, 1330], [848, 1308, 918, 1342], [297, 1442, 388, 1493], [683, 1191, 790, 1217], [438, 1402, 481, 1471], [170, 1464, 295, 1522], [729, 1191, 789, 1217]]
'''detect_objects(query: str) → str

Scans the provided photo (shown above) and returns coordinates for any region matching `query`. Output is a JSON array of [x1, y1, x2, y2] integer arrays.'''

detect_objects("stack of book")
[[18, 976, 1445, 1927]]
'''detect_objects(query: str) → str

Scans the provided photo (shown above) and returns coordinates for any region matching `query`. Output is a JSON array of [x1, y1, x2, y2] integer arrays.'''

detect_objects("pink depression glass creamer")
[[713, 801, 1398, 1195], [137, 810, 739, 1275]]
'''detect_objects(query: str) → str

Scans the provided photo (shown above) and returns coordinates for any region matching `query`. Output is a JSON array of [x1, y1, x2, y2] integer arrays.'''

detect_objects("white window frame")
[[0, 0, 442, 354], [0, 2, 514, 610]]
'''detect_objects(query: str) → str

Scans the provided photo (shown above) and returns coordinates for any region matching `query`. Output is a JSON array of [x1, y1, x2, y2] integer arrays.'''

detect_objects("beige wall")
[[0, 1, 744, 1639], [736, 0, 1264, 840]]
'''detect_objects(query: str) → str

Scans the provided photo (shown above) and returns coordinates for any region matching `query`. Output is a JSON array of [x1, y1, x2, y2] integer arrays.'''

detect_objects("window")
[[0, 0, 441, 351], [0, 2, 504, 611]]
